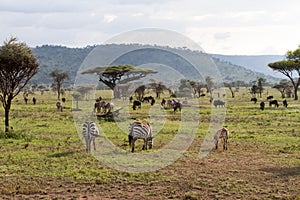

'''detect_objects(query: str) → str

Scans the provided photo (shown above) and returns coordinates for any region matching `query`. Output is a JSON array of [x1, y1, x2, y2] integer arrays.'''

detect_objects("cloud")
[[103, 14, 117, 23], [214, 32, 231, 40]]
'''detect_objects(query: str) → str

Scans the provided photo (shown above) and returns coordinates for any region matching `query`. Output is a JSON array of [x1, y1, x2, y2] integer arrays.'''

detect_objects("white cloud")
[[1, 0, 300, 54], [103, 14, 117, 23]]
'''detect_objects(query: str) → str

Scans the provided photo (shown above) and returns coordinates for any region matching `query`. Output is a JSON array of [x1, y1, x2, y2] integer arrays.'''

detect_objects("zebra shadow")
[[48, 151, 75, 158]]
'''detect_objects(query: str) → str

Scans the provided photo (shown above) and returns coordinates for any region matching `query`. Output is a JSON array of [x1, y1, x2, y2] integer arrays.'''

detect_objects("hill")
[[211, 54, 285, 79], [31, 44, 281, 86]]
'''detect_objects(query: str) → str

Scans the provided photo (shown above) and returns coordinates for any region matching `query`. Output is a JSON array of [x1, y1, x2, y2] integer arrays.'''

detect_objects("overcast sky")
[[1, 0, 300, 55]]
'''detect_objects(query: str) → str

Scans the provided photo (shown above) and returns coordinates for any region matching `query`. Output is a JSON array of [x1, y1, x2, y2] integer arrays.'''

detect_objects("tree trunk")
[[5, 107, 10, 132], [294, 87, 298, 100]]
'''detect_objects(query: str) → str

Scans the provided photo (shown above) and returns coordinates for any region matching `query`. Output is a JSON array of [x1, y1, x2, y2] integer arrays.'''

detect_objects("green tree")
[[50, 70, 69, 100], [257, 77, 266, 98], [268, 47, 300, 100], [273, 80, 292, 98], [81, 65, 157, 98], [0, 38, 39, 132]]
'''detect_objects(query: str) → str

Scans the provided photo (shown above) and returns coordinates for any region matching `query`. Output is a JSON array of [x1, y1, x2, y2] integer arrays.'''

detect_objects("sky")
[[1, 0, 300, 55]]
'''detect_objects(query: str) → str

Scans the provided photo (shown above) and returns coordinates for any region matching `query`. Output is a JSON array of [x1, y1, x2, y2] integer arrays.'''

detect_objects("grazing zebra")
[[128, 122, 153, 153], [82, 121, 99, 152], [214, 127, 229, 150]]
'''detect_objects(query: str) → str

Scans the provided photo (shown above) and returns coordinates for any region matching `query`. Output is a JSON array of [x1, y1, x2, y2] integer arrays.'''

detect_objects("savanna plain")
[[0, 88, 299, 199]]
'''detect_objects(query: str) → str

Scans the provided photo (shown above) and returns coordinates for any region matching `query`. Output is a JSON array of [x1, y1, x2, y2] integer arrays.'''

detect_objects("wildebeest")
[[251, 97, 257, 104], [56, 101, 63, 112], [143, 96, 154, 103], [132, 100, 141, 110], [260, 101, 265, 111], [213, 100, 225, 108], [129, 96, 133, 103], [269, 100, 279, 107], [173, 101, 182, 112], [161, 98, 166, 107], [267, 96, 273, 100], [283, 99, 288, 107], [62, 97, 66, 103], [200, 94, 206, 97], [214, 127, 229, 150], [32, 97, 37, 105], [150, 98, 155, 106]]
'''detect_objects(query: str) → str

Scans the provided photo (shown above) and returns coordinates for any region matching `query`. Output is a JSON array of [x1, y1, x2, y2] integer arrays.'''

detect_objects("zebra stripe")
[[128, 122, 153, 153], [82, 121, 99, 152]]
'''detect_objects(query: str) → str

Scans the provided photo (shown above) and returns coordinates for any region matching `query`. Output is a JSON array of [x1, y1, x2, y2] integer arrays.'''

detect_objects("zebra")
[[214, 127, 229, 150], [128, 122, 153, 153], [82, 121, 99, 152]]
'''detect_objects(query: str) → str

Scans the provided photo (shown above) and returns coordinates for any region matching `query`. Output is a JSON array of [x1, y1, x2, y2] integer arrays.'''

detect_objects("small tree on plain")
[[0, 38, 39, 132], [50, 70, 69, 100]]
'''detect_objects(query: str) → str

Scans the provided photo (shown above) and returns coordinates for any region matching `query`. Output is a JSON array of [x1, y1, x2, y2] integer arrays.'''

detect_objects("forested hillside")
[[30, 44, 280, 85]]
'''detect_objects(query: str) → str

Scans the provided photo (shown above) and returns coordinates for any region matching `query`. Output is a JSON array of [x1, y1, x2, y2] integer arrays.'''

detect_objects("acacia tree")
[[223, 82, 235, 98], [268, 47, 300, 100], [273, 80, 292, 98], [50, 70, 69, 100], [149, 79, 168, 98], [0, 38, 39, 132], [81, 65, 157, 98]]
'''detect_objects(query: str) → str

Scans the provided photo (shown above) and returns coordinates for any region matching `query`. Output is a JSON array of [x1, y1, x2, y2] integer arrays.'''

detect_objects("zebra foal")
[[214, 127, 229, 150], [128, 122, 153, 153], [82, 121, 99, 152]]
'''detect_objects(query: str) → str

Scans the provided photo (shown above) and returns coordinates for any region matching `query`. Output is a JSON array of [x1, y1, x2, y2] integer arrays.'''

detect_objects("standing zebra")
[[82, 121, 99, 152], [128, 122, 153, 153], [214, 127, 229, 150]]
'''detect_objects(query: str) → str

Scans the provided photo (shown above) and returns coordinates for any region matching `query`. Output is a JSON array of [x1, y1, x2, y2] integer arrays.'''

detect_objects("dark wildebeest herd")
[[252, 96, 288, 111]]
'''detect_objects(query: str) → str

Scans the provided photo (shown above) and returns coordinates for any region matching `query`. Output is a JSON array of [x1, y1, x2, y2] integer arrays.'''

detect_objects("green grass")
[[0, 87, 300, 199]]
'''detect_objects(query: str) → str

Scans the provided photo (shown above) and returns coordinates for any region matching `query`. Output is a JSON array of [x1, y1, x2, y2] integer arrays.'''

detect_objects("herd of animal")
[[251, 96, 288, 111]]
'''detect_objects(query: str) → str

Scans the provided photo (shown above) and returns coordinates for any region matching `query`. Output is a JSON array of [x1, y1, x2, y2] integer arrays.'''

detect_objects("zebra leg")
[[215, 140, 218, 149], [131, 138, 136, 153], [92, 137, 96, 151], [85, 137, 90, 152]]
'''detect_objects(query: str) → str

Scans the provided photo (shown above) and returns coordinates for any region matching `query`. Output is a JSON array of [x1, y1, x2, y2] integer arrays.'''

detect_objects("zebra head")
[[147, 137, 154, 149]]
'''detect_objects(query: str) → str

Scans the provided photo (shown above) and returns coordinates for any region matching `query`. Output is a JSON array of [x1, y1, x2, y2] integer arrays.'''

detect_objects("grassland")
[[0, 88, 299, 199]]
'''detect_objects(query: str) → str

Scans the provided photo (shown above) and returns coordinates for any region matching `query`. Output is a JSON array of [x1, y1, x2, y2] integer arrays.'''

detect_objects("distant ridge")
[[211, 54, 285, 79], [30, 44, 282, 85]]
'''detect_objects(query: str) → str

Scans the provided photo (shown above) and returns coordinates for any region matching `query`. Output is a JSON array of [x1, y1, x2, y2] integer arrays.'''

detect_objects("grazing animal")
[[214, 127, 229, 150], [173, 101, 182, 112], [132, 100, 142, 110], [260, 101, 265, 111], [32, 97, 37, 105], [283, 99, 288, 108], [62, 97, 66, 103], [128, 122, 153, 153], [150, 98, 155, 106], [269, 100, 279, 108], [267, 96, 273, 100], [129, 96, 133, 103], [82, 121, 99, 152], [24, 96, 28, 104], [200, 94, 206, 97], [250, 97, 257, 104], [104, 102, 114, 113], [56, 101, 63, 112], [161, 98, 166, 107], [213, 100, 225, 108]]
